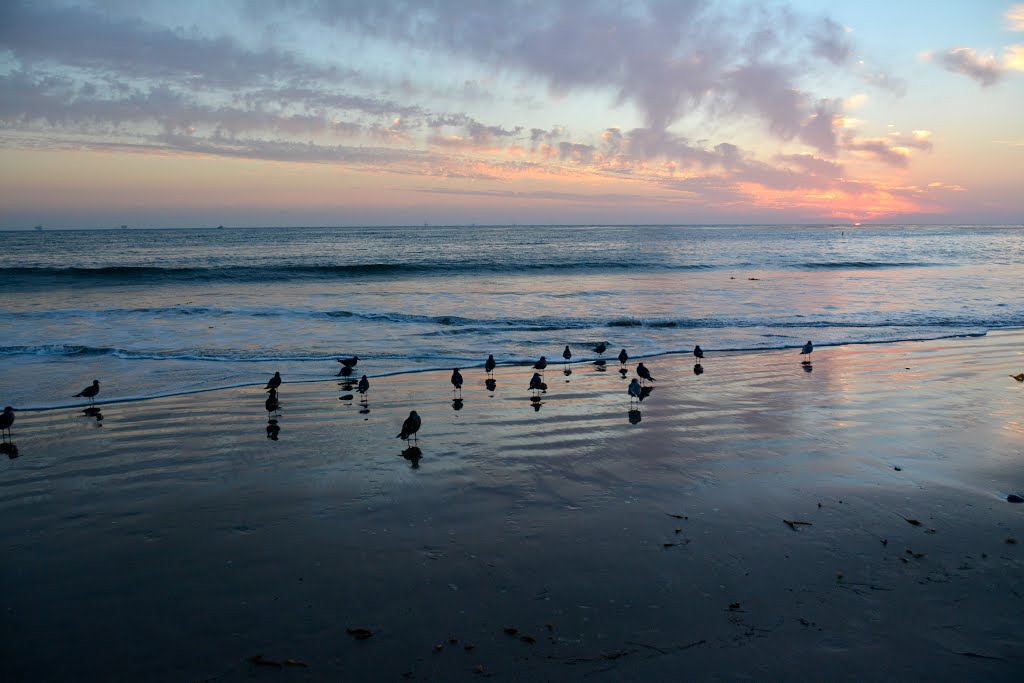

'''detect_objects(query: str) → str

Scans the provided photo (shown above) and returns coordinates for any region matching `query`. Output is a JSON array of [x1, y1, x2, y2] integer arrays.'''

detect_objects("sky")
[[0, 0, 1022, 229]]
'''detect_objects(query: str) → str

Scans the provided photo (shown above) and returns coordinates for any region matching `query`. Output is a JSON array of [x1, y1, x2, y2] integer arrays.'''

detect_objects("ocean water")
[[1, 224, 1022, 408]]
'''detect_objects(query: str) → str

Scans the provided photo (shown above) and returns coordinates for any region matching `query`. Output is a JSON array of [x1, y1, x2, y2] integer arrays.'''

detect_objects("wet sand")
[[2, 332, 1023, 680]]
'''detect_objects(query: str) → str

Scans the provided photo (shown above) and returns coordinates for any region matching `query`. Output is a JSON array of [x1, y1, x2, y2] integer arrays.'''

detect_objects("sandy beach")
[[2, 331, 1023, 681]]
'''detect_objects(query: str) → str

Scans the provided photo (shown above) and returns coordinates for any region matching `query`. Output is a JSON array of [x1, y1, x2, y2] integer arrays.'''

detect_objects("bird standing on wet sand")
[[0, 406, 15, 441], [265, 371, 282, 392], [594, 341, 608, 356], [265, 388, 280, 414], [397, 410, 421, 444], [618, 349, 628, 366], [451, 368, 463, 398], [484, 354, 496, 375], [563, 345, 572, 362], [337, 356, 359, 369], [693, 345, 704, 361], [534, 356, 548, 375], [529, 372, 544, 393], [357, 375, 370, 395], [800, 340, 813, 363], [74, 380, 101, 403], [636, 363, 656, 384], [628, 378, 642, 402]]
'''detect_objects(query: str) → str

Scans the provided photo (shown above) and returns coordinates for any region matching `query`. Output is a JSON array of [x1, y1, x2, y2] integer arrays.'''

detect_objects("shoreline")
[[1, 330, 1022, 680]]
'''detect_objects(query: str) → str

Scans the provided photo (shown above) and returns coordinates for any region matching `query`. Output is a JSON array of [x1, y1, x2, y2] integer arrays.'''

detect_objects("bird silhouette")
[[628, 378, 642, 402], [693, 345, 704, 361], [265, 388, 280, 414], [0, 406, 14, 441], [397, 410, 421, 444], [337, 356, 359, 369], [451, 368, 464, 397], [484, 354, 496, 375], [357, 375, 369, 395], [529, 372, 544, 394], [562, 345, 572, 362], [618, 348, 629, 366], [74, 379, 101, 403], [265, 371, 282, 391], [800, 340, 813, 363], [593, 341, 608, 355], [534, 356, 548, 371], [636, 363, 656, 384], [1012, 373, 1024, 382]]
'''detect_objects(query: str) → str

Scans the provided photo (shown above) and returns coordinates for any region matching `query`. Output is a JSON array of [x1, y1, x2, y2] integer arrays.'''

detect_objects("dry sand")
[[1, 331, 1023, 680]]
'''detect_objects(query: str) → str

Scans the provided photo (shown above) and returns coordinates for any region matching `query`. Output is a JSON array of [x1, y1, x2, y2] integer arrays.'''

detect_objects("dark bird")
[[336, 365, 353, 377], [628, 378, 642, 401], [618, 348, 629, 365], [562, 345, 572, 361], [337, 356, 359, 369], [265, 371, 282, 391], [0, 406, 15, 440], [484, 354, 496, 375], [397, 410, 421, 443], [636, 363, 656, 384], [593, 341, 608, 355], [357, 375, 370, 394], [74, 379, 101, 403], [451, 368, 464, 397], [693, 345, 704, 361], [265, 388, 280, 413], [1012, 373, 1024, 382], [529, 372, 544, 392], [534, 356, 548, 372], [800, 340, 813, 363]]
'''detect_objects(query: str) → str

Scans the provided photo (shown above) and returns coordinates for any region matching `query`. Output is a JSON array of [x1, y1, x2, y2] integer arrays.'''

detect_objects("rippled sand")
[[2, 332, 1022, 680]]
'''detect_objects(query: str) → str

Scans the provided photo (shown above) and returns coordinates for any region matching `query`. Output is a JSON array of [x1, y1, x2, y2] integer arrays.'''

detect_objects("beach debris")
[[817, 502, 822, 508], [503, 626, 519, 636], [347, 628, 374, 640], [1007, 538, 1018, 545], [675, 528, 682, 534], [433, 644, 444, 653], [249, 655, 282, 668], [284, 659, 309, 668], [728, 602, 741, 611], [881, 538, 888, 546], [475, 664, 486, 674], [953, 650, 1007, 661], [464, 643, 476, 651], [836, 572, 844, 582], [1007, 494, 1023, 503], [663, 542, 677, 548], [546, 623, 555, 632], [748, 277, 760, 281], [905, 549, 926, 559], [521, 635, 537, 644], [666, 513, 688, 520], [1010, 373, 1024, 382], [783, 519, 812, 530], [894, 513, 922, 526], [338, 394, 354, 400], [894, 466, 902, 471], [925, 528, 936, 534]]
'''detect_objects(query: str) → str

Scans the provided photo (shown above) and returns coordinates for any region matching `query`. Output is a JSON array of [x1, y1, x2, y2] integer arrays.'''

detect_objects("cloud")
[[929, 47, 1009, 86], [1007, 4, 1024, 31]]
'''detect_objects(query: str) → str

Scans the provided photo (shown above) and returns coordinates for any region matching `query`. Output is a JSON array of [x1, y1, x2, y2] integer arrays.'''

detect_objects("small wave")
[[793, 261, 933, 270]]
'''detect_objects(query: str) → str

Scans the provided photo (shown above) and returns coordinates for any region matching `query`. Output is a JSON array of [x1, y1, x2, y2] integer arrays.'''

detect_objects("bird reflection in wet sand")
[[452, 397, 464, 411], [401, 446, 423, 468], [266, 418, 281, 440], [628, 408, 642, 424], [337, 365, 353, 378], [74, 379, 101, 404], [397, 410, 421, 445], [82, 406, 104, 424], [0, 441, 18, 459], [593, 359, 607, 372], [802, 363, 813, 373], [451, 368, 463, 399], [694, 363, 704, 375], [485, 377, 497, 393], [1, 406, 15, 442]]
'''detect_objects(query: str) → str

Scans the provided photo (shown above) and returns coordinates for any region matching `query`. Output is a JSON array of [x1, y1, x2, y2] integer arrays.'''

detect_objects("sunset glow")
[[1, 0, 1022, 228]]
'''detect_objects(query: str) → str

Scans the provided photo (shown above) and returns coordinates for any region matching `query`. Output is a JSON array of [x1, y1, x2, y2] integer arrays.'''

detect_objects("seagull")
[[451, 368, 463, 397], [0, 407, 14, 441], [534, 356, 548, 373], [693, 345, 704, 361], [628, 378, 642, 402], [593, 341, 608, 356], [636, 363, 656, 384], [1012, 373, 1024, 382], [484, 354, 496, 375], [529, 372, 544, 393], [563, 345, 572, 362], [265, 371, 282, 391], [357, 375, 370, 395], [800, 340, 813, 363], [397, 410, 421, 444], [337, 356, 359, 369], [618, 348, 628, 366], [74, 379, 101, 403], [265, 388, 280, 414]]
